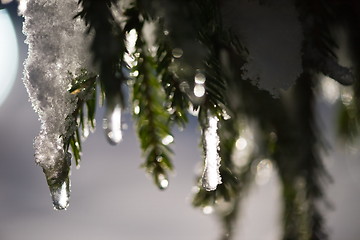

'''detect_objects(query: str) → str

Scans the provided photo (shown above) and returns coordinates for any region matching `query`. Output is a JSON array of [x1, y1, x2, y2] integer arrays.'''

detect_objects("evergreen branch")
[[126, 4, 175, 189], [132, 52, 174, 189], [65, 69, 97, 166], [296, 0, 355, 85], [76, 0, 127, 107], [155, 21, 190, 128], [274, 74, 330, 240], [338, 4, 360, 142]]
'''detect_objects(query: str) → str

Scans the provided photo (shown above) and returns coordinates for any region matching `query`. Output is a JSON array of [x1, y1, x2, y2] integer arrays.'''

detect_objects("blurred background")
[[1, 2, 360, 240]]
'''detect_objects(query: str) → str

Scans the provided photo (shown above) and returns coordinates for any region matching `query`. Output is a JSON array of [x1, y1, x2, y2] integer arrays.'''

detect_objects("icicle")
[[201, 114, 222, 191], [22, 0, 91, 209], [103, 102, 123, 145]]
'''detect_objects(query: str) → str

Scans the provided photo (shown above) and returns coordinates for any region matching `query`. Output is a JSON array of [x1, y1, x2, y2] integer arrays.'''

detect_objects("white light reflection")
[[232, 126, 255, 168], [194, 84, 205, 97], [172, 48, 183, 58], [51, 180, 70, 210], [124, 29, 138, 67], [195, 72, 206, 84], [57, 181, 69, 209], [235, 137, 248, 151], [161, 135, 174, 145], [104, 104, 122, 144], [202, 206, 214, 215], [157, 174, 169, 190], [0, 9, 19, 107], [320, 75, 340, 104], [193, 71, 206, 98], [134, 105, 140, 115]]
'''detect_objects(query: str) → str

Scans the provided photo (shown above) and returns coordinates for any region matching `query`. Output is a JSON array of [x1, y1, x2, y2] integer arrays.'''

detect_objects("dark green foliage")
[[124, 3, 175, 189], [156, 25, 190, 128], [54, 0, 360, 238], [66, 69, 97, 166], [131, 50, 174, 189], [76, 0, 127, 107]]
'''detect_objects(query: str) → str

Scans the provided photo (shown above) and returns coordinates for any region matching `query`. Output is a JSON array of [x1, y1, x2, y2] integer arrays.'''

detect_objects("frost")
[[201, 115, 222, 191], [22, 0, 91, 209], [222, 0, 303, 97]]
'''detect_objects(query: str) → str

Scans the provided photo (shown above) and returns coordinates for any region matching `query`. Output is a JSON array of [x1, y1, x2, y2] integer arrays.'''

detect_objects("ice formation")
[[201, 115, 222, 191], [103, 103, 123, 145], [22, 0, 91, 209]]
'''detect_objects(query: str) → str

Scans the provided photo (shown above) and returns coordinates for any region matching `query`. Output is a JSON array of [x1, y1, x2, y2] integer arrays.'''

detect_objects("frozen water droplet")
[[222, 109, 231, 120], [201, 115, 222, 191], [50, 177, 70, 210], [104, 104, 122, 145], [235, 137, 248, 150], [194, 84, 205, 98], [194, 72, 206, 84], [134, 105, 140, 115], [172, 48, 183, 58], [156, 173, 169, 190], [161, 135, 174, 145], [202, 205, 214, 215]]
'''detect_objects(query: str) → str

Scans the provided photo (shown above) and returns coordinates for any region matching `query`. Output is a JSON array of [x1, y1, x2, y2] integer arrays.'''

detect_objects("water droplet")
[[172, 48, 183, 58], [134, 105, 140, 115], [235, 137, 248, 150], [194, 84, 205, 97], [202, 205, 214, 215], [131, 70, 139, 77], [164, 30, 169, 36], [50, 178, 70, 210], [82, 126, 90, 139], [201, 115, 222, 191], [161, 135, 174, 145], [195, 72, 206, 84], [156, 173, 169, 190], [222, 109, 231, 120], [104, 104, 122, 145]]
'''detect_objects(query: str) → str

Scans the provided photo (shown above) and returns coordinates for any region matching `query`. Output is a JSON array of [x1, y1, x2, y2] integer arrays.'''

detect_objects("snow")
[[22, 0, 91, 209], [201, 115, 222, 191]]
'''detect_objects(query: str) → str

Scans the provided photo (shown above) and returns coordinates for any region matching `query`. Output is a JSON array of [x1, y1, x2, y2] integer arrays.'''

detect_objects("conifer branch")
[[76, 0, 127, 107], [125, 4, 175, 189], [66, 69, 97, 166]]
